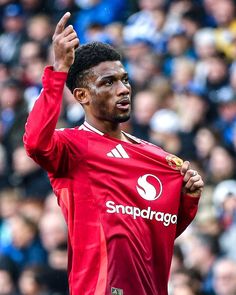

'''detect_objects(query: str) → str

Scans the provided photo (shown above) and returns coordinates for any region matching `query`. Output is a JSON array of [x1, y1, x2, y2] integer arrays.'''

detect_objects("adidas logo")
[[107, 144, 129, 158]]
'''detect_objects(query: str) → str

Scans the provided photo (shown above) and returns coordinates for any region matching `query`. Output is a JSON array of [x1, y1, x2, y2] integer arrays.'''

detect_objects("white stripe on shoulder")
[[55, 127, 76, 131]]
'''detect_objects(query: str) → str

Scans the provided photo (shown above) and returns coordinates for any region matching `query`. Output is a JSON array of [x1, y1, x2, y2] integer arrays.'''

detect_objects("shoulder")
[[54, 126, 87, 141], [140, 139, 184, 171], [54, 125, 101, 143]]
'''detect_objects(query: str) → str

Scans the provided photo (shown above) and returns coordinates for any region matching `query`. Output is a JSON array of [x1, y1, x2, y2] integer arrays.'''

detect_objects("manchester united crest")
[[166, 154, 183, 170]]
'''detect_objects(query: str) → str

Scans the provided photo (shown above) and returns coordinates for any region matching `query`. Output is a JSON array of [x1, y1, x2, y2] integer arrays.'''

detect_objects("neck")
[[85, 117, 121, 137], [85, 118, 131, 142]]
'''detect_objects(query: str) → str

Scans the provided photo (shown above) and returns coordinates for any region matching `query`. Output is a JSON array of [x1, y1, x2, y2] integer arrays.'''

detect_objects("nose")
[[117, 80, 130, 96]]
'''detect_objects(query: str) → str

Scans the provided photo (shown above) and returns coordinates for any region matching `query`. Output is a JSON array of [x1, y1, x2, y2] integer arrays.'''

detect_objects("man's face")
[[85, 60, 131, 124]]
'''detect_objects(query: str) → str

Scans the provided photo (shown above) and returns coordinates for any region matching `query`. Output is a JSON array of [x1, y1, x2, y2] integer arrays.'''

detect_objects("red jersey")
[[24, 67, 200, 295]]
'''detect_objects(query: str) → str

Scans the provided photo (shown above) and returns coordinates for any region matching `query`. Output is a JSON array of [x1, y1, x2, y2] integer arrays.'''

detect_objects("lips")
[[116, 98, 130, 110]]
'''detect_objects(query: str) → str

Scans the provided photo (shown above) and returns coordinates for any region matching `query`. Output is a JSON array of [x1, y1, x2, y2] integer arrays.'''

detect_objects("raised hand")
[[52, 12, 79, 72]]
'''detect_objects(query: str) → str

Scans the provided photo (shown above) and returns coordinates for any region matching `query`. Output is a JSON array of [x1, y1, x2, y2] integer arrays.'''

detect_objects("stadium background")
[[0, 0, 236, 294]]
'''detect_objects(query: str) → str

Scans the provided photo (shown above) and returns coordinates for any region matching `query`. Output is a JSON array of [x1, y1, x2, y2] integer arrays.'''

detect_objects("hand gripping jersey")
[[24, 67, 200, 295]]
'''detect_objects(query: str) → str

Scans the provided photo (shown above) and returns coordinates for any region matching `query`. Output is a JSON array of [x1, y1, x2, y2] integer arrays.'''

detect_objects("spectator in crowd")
[[11, 146, 51, 198], [201, 0, 218, 27], [164, 0, 194, 34], [213, 179, 236, 260], [213, 87, 236, 151], [0, 143, 9, 188], [48, 242, 67, 271], [123, 39, 158, 93], [194, 127, 218, 173], [123, 0, 166, 54], [131, 89, 160, 140], [171, 57, 196, 93], [163, 30, 195, 77], [20, 0, 47, 17], [212, 258, 236, 295], [207, 145, 236, 184], [0, 188, 21, 254], [46, 0, 78, 23], [0, 212, 47, 270], [193, 28, 217, 87], [62, 86, 85, 127], [73, 0, 128, 44], [22, 56, 46, 112], [39, 212, 67, 254], [19, 198, 44, 224], [26, 14, 53, 49], [204, 52, 230, 122], [0, 3, 26, 66], [18, 263, 69, 295], [0, 62, 10, 87], [176, 86, 209, 160], [0, 255, 18, 295], [150, 108, 181, 155], [169, 244, 185, 277], [170, 284, 196, 295], [43, 192, 64, 214], [19, 40, 45, 68], [18, 265, 48, 295], [169, 267, 203, 295], [18, 40, 46, 111], [0, 78, 28, 154], [0, 78, 29, 191], [183, 233, 221, 294], [180, 7, 202, 39], [212, 0, 236, 60]]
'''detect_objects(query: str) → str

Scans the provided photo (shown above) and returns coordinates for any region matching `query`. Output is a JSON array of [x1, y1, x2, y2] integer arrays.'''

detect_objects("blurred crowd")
[[0, 0, 236, 294]]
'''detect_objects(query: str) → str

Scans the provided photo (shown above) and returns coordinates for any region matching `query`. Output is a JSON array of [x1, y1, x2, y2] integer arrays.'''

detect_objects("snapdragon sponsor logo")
[[136, 174, 162, 201], [106, 200, 177, 227]]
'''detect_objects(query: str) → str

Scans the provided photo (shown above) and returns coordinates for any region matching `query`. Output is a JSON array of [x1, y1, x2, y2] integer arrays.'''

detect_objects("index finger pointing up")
[[54, 12, 71, 35]]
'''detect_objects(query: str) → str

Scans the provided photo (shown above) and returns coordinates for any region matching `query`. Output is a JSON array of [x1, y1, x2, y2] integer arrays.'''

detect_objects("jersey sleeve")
[[23, 66, 70, 174], [175, 193, 200, 238]]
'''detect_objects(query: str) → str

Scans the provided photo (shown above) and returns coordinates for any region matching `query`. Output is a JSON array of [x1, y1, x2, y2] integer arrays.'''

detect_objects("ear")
[[73, 88, 90, 105]]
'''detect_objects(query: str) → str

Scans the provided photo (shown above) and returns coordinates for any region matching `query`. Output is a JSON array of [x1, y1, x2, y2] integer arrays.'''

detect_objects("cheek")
[[91, 91, 114, 112]]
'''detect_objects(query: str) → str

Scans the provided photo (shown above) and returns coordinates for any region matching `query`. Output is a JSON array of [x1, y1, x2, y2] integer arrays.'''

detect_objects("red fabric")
[[24, 67, 200, 295]]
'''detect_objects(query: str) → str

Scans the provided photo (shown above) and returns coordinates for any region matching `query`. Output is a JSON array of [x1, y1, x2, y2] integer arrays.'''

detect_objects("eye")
[[122, 77, 130, 84], [104, 79, 113, 86]]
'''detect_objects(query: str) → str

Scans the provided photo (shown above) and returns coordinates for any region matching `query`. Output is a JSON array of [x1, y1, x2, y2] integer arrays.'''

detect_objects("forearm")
[[175, 194, 200, 238], [176, 161, 204, 237], [24, 66, 67, 154]]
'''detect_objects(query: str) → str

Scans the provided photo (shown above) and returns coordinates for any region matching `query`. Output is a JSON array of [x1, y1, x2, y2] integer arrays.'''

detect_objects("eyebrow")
[[99, 72, 129, 81]]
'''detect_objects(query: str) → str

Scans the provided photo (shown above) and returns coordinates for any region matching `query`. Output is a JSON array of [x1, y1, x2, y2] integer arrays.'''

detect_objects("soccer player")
[[23, 12, 204, 295]]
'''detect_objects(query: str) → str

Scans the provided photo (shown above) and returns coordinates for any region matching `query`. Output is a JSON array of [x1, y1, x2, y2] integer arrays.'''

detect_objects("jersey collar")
[[79, 121, 104, 135], [79, 121, 141, 144]]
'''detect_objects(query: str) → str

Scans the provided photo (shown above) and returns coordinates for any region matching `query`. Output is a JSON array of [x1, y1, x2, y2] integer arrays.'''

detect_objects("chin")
[[116, 114, 130, 123]]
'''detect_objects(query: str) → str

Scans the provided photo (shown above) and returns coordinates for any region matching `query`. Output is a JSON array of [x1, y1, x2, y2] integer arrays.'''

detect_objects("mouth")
[[116, 98, 130, 111]]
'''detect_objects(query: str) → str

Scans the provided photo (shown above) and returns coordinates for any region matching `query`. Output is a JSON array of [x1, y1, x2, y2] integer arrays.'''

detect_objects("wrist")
[[182, 188, 202, 198], [53, 62, 70, 73]]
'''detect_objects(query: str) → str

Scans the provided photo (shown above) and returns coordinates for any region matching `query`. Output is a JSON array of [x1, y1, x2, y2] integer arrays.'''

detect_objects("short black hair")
[[66, 42, 121, 92]]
